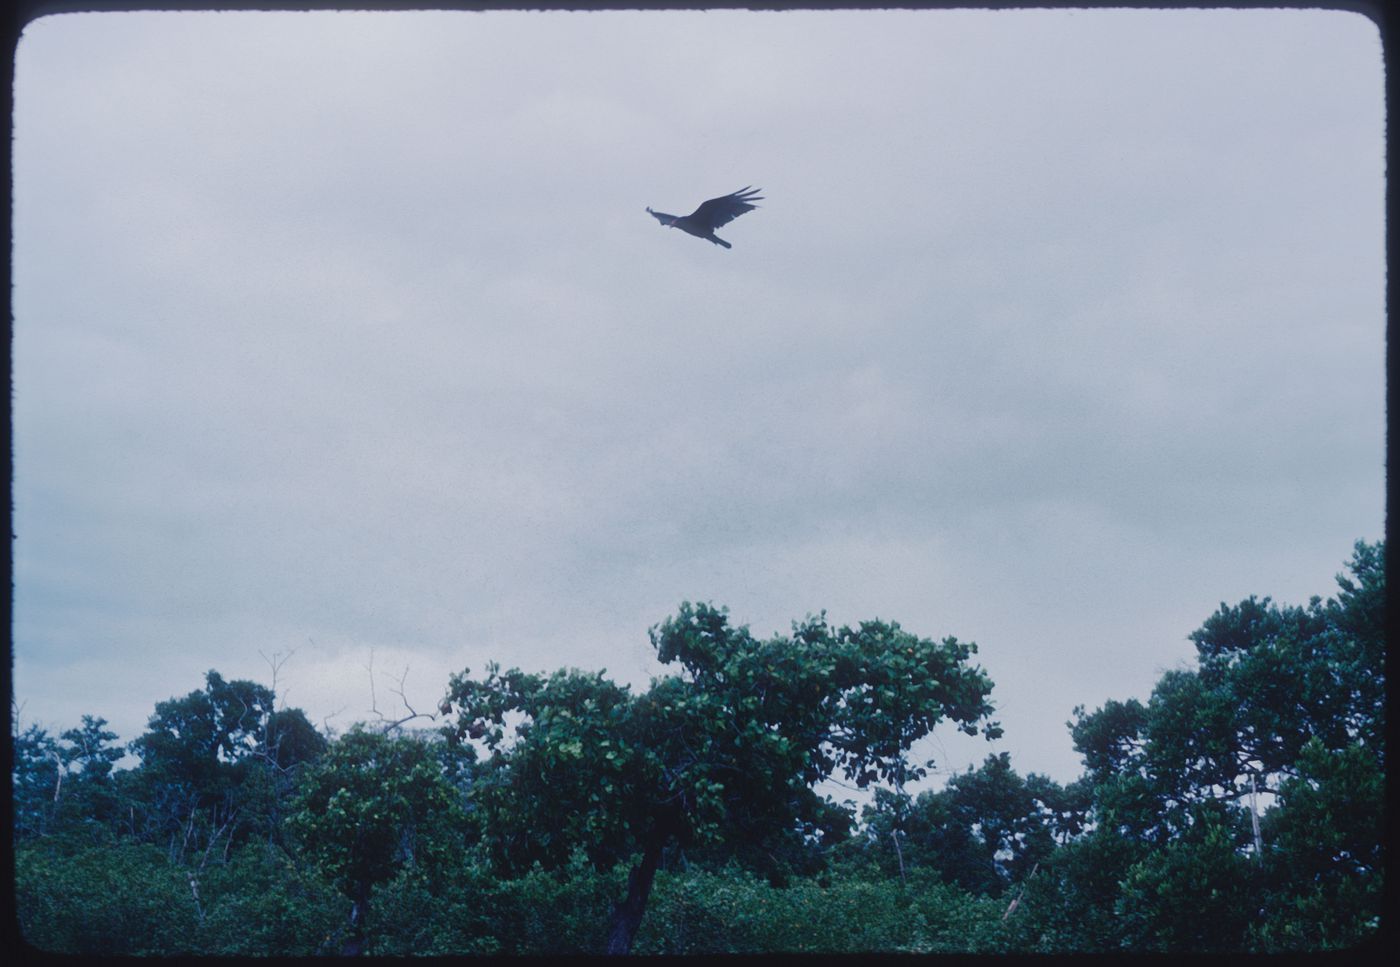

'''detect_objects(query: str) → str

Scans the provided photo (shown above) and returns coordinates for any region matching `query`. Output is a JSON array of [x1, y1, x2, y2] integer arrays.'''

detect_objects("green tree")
[[13, 680, 335, 956], [127, 670, 277, 856], [12, 718, 62, 838], [131, 671, 274, 783], [1115, 811, 1257, 951], [1049, 539, 1386, 951], [123, 670, 327, 860], [12, 712, 128, 843], [443, 601, 1001, 953], [55, 716, 126, 837], [252, 706, 330, 852], [1249, 738, 1384, 950], [1070, 541, 1383, 823], [286, 726, 470, 955], [264, 707, 329, 772], [861, 752, 1086, 896]]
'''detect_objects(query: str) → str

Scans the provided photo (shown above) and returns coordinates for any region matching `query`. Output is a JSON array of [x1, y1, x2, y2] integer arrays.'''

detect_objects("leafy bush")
[[361, 866, 502, 956], [484, 851, 627, 954], [633, 863, 1003, 954], [15, 841, 194, 955], [191, 843, 345, 956]]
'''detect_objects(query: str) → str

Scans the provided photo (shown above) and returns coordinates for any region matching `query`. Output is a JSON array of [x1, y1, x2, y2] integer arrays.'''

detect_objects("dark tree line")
[[11, 540, 1385, 955]]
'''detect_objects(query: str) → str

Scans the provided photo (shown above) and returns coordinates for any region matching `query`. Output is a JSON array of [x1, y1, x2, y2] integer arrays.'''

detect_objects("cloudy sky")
[[11, 7, 1385, 794]]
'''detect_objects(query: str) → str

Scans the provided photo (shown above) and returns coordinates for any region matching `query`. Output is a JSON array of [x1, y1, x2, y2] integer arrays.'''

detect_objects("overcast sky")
[[10, 7, 1385, 795]]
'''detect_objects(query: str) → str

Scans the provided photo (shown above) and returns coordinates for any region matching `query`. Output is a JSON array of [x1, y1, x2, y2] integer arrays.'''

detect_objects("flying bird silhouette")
[[646, 187, 763, 249]]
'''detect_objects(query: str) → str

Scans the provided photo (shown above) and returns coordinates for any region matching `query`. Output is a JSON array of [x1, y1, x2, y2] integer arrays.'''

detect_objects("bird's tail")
[[712, 236, 732, 249]]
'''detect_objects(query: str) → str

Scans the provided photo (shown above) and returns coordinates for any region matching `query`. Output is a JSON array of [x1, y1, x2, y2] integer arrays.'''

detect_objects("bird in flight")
[[646, 186, 763, 249]]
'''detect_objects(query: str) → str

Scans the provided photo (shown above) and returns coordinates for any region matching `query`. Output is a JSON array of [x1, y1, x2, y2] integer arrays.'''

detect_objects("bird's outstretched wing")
[[687, 187, 764, 231]]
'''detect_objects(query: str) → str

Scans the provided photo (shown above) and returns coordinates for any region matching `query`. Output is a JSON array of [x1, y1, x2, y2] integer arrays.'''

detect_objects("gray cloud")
[[12, 8, 1384, 786]]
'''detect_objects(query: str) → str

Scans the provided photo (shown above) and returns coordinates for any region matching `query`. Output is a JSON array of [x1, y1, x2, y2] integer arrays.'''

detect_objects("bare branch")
[[390, 666, 419, 720], [365, 648, 378, 718], [199, 808, 239, 871], [362, 652, 435, 733], [1003, 862, 1039, 921], [322, 707, 347, 739], [374, 664, 438, 733], [259, 645, 296, 710], [51, 751, 64, 804]]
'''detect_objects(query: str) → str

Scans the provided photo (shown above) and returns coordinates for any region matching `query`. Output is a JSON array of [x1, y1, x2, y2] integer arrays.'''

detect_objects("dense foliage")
[[11, 541, 1385, 955], [441, 602, 1001, 950]]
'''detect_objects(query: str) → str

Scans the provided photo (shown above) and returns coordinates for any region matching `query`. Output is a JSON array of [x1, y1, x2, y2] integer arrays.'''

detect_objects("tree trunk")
[[605, 834, 666, 955], [341, 880, 371, 956]]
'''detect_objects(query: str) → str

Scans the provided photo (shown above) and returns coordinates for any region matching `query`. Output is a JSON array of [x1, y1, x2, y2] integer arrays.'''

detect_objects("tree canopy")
[[12, 541, 1385, 956], [1019, 539, 1386, 951], [442, 601, 1002, 952]]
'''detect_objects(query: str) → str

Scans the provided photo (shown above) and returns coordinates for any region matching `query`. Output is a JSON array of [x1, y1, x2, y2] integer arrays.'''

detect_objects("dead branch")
[[368, 659, 438, 733], [259, 645, 296, 709], [199, 808, 239, 871], [1003, 862, 1039, 920], [187, 872, 205, 924], [52, 751, 64, 804]]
